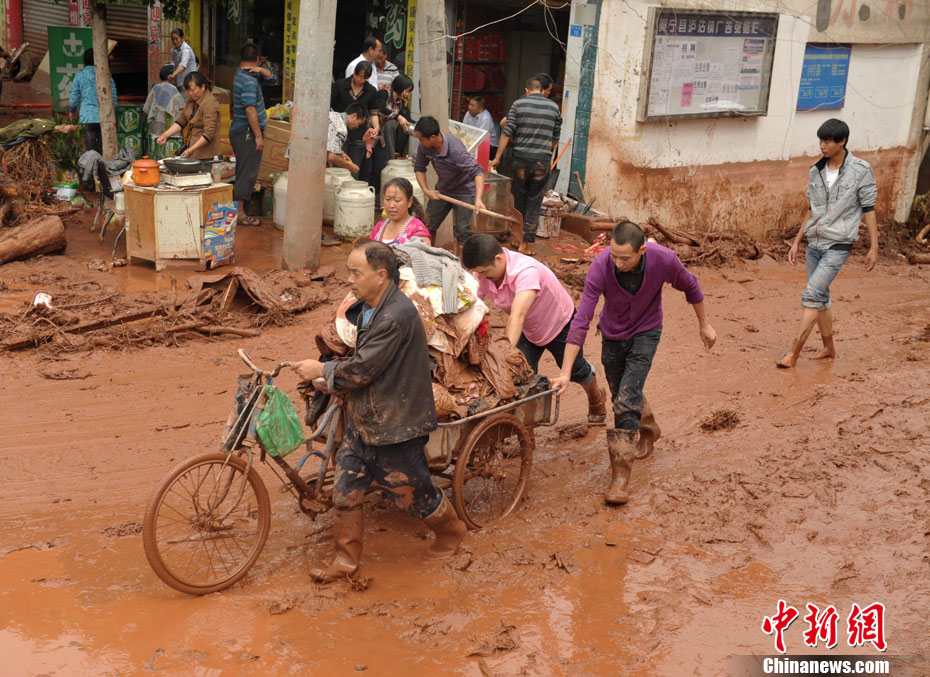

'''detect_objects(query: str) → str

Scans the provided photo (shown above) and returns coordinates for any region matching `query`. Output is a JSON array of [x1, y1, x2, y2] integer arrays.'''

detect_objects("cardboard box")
[[203, 202, 237, 269], [117, 105, 143, 134], [257, 120, 291, 186], [118, 132, 143, 157]]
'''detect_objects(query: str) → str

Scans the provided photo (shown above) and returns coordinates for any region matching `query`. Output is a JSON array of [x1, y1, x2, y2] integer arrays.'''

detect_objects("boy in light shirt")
[[462, 233, 606, 424]]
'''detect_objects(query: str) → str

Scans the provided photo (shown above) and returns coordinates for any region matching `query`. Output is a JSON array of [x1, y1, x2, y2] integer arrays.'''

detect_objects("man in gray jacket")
[[292, 241, 466, 581], [777, 119, 878, 368]]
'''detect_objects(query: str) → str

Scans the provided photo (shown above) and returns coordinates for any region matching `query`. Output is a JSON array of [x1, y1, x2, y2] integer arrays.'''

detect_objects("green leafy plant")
[[44, 115, 83, 173]]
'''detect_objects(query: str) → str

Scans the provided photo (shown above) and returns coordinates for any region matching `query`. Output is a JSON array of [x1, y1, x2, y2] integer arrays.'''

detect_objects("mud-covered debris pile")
[[0, 267, 326, 352], [700, 409, 741, 431], [643, 217, 781, 268]]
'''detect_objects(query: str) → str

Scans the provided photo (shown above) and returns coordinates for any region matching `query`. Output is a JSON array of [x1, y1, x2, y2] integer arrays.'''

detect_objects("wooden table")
[[124, 182, 234, 271]]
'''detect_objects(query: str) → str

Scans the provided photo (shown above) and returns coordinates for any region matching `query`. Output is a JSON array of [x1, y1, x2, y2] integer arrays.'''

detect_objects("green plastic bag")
[[256, 386, 304, 457]]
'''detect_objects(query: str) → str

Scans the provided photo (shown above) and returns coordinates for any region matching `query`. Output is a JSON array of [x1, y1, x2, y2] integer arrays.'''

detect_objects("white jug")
[[324, 167, 353, 224], [334, 181, 376, 240], [273, 172, 288, 231]]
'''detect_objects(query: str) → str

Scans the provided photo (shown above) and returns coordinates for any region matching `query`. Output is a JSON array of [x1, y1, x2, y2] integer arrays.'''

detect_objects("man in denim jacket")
[[777, 119, 878, 369]]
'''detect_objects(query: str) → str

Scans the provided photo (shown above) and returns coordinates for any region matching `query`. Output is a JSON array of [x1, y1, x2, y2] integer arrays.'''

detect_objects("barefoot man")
[[777, 119, 878, 368], [553, 222, 716, 505]]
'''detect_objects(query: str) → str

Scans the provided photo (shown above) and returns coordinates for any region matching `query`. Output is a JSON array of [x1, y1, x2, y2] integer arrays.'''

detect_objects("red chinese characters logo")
[[761, 599, 799, 654], [847, 602, 887, 652], [762, 601, 887, 653], [802, 603, 839, 649]]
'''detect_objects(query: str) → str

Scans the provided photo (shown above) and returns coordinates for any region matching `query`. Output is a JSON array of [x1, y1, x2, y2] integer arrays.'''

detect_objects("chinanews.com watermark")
[[727, 600, 917, 675], [763, 656, 889, 674], [731, 655, 898, 675]]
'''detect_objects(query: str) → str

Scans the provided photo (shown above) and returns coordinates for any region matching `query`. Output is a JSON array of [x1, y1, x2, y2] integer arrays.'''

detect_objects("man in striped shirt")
[[491, 77, 561, 255]]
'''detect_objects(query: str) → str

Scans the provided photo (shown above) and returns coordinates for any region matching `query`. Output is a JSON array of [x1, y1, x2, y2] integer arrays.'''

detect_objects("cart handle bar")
[[437, 388, 560, 429], [238, 349, 292, 378]]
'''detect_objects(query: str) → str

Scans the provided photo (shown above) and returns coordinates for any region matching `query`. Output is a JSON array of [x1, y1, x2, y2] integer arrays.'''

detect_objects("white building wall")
[[584, 0, 930, 234]]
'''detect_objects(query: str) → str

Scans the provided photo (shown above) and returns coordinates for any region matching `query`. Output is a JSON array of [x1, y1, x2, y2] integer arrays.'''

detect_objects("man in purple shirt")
[[413, 116, 486, 256], [553, 222, 717, 505]]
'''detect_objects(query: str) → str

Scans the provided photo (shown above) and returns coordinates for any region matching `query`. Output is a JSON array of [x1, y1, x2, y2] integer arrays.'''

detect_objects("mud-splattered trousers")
[[511, 157, 549, 243], [332, 424, 442, 518], [800, 245, 851, 310], [601, 327, 662, 431]]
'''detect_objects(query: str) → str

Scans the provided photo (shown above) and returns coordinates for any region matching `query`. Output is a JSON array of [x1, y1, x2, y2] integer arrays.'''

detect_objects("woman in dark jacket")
[[377, 73, 414, 160], [156, 72, 220, 160], [331, 61, 380, 183]]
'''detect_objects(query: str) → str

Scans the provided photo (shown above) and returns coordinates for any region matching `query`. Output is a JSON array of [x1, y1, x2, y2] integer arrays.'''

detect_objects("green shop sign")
[[48, 25, 93, 112]]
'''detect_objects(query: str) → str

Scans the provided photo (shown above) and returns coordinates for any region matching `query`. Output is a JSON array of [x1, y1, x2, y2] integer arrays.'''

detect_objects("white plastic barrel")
[[273, 172, 288, 231], [334, 181, 376, 240], [380, 159, 426, 208], [379, 159, 413, 202], [324, 167, 353, 224]]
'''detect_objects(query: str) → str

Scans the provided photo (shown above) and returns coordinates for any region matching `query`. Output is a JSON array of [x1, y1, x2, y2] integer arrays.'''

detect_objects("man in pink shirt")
[[462, 234, 607, 423]]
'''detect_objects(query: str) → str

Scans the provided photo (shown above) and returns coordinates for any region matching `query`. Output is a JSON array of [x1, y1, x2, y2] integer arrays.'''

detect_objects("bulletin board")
[[638, 8, 779, 121]]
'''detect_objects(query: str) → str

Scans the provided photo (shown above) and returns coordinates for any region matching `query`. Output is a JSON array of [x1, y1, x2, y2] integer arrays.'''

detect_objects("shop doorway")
[[451, 1, 569, 122]]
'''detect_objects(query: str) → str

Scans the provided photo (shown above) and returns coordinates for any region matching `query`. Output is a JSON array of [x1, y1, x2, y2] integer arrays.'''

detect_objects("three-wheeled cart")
[[142, 350, 560, 594]]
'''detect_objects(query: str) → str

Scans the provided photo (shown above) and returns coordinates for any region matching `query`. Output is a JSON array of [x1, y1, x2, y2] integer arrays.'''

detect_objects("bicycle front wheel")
[[143, 452, 271, 595]]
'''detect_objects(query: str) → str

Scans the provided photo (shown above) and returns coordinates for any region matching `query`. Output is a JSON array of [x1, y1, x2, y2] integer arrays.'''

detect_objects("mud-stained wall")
[[585, 0, 930, 236], [601, 147, 910, 237]]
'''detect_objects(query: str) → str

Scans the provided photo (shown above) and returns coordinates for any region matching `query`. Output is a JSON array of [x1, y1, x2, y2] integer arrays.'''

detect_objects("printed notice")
[[681, 82, 694, 108], [648, 36, 672, 115], [739, 38, 764, 90]]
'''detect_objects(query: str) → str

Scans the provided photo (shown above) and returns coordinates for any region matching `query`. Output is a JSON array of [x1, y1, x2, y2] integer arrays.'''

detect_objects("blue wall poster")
[[797, 44, 850, 111]]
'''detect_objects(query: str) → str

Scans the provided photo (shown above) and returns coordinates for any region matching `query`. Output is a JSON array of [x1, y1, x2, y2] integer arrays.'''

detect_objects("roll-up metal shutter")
[[22, 0, 70, 63], [101, 4, 148, 75]]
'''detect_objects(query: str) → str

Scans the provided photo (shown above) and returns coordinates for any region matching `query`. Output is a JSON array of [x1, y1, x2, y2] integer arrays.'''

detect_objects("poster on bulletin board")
[[796, 44, 850, 111], [639, 8, 779, 121]]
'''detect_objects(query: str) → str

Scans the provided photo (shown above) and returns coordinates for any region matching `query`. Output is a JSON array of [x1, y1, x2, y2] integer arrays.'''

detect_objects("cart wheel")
[[142, 452, 271, 595], [452, 413, 533, 530]]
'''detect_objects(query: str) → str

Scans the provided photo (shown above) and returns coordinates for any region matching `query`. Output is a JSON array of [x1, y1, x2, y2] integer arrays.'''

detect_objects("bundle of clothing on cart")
[[314, 241, 546, 421]]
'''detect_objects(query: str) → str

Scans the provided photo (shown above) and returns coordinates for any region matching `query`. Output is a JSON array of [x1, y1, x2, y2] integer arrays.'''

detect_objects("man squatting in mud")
[[461, 233, 608, 424], [553, 222, 717, 504], [292, 241, 466, 581], [777, 118, 878, 369]]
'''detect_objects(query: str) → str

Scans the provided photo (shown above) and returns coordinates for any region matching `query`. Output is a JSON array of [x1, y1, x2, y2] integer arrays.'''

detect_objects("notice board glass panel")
[[640, 8, 779, 121], [796, 44, 850, 111]]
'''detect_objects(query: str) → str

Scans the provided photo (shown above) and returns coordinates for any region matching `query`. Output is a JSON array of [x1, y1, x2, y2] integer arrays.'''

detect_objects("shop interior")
[[209, 0, 371, 105], [450, 0, 569, 122]]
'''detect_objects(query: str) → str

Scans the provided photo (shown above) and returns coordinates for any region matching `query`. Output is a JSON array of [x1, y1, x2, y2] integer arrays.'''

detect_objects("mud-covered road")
[[1, 235, 928, 674]]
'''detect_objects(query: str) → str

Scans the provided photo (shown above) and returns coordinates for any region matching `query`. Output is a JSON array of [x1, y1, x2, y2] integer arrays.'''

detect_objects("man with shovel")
[[413, 115, 486, 256]]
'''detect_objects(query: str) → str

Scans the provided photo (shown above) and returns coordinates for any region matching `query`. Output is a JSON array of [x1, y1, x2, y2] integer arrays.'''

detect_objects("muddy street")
[[1, 239, 928, 674]]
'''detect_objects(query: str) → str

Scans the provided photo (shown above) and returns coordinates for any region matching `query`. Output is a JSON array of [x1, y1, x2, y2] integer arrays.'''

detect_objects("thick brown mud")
[[2, 212, 929, 674]]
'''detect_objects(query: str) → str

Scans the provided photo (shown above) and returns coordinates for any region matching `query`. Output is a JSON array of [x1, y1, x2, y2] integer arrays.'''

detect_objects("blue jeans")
[[516, 313, 595, 385], [601, 328, 662, 431], [332, 425, 441, 517], [802, 246, 851, 310]]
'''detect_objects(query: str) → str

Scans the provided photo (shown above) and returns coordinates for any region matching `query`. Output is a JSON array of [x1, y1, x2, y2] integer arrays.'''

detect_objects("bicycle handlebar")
[[238, 349, 292, 378]]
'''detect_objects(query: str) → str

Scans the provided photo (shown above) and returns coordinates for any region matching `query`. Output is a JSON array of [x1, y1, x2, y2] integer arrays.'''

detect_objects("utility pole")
[[282, 0, 337, 272], [91, 2, 118, 159], [417, 0, 449, 129]]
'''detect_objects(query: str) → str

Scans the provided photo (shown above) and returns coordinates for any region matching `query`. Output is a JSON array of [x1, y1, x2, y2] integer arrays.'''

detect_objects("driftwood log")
[[647, 217, 704, 247], [907, 252, 930, 264], [0, 215, 67, 264]]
